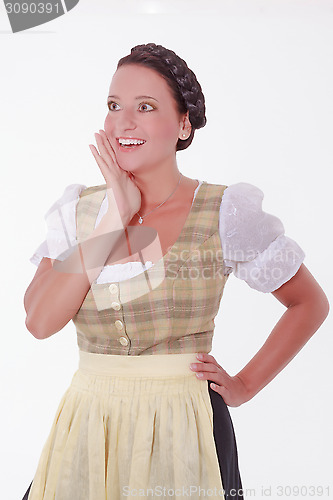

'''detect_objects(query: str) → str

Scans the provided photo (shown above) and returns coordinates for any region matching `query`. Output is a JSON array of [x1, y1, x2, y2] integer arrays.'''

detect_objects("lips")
[[116, 138, 146, 150], [117, 137, 146, 143]]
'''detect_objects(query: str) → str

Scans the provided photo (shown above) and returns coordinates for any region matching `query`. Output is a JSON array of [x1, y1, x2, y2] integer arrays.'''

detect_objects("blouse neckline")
[[93, 180, 206, 285], [148, 179, 203, 264]]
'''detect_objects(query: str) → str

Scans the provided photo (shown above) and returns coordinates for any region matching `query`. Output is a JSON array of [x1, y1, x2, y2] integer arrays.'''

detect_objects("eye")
[[107, 101, 155, 112], [107, 101, 120, 111], [138, 102, 155, 112]]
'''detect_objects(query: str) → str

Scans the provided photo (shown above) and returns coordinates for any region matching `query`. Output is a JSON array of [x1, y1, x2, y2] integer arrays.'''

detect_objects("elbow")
[[25, 315, 46, 339], [25, 315, 57, 340], [25, 315, 43, 339], [318, 291, 330, 322], [306, 290, 330, 331], [24, 298, 58, 339]]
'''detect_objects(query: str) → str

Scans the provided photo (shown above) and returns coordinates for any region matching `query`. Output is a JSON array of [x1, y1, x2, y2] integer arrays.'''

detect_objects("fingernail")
[[197, 354, 203, 360]]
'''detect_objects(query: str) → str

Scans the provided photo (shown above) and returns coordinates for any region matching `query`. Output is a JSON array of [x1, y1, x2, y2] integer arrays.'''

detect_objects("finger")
[[196, 353, 223, 371], [98, 129, 118, 165], [89, 144, 111, 182], [190, 362, 220, 374], [94, 133, 114, 168], [93, 133, 124, 182], [99, 131, 117, 165], [193, 370, 222, 384], [202, 354, 224, 372], [191, 365, 230, 388], [209, 382, 228, 397]]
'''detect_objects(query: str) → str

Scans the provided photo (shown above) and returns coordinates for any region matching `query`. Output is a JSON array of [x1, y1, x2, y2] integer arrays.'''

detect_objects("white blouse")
[[29, 180, 305, 293]]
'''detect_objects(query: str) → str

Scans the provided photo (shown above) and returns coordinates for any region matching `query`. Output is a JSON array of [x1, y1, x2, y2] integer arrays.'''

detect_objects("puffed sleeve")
[[219, 182, 305, 293], [29, 183, 87, 266]]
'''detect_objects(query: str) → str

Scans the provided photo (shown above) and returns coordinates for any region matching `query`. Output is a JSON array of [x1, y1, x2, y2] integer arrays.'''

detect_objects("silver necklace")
[[136, 172, 183, 224]]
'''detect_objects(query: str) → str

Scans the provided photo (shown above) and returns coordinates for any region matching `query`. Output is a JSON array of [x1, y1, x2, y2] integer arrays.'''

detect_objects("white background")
[[1, 1, 332, 499]]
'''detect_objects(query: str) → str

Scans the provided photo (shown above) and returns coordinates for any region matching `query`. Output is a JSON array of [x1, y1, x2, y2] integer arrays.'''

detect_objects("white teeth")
[[118, 138, 145, 146]]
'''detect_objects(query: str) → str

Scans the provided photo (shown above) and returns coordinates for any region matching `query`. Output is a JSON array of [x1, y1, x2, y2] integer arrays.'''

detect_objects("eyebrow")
[[108, 95, 159, 102]]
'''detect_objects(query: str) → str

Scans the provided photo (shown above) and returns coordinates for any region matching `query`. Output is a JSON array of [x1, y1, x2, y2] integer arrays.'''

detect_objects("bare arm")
[[24, 210, 131, 340], [189, 263, 330, 406], [234, 263, 329, 400]]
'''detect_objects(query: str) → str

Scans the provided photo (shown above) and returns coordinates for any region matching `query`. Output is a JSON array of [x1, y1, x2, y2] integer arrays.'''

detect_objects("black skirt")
[[207, 380, 244, 499]]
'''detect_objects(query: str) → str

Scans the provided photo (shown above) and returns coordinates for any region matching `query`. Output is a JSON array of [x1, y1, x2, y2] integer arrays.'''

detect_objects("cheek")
[[153, 118, 179, 143]]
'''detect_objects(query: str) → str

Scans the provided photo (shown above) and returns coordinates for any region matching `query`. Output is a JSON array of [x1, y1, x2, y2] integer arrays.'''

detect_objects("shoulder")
[[206, 180, 264, 208], [219, 182, 284, 253], [29, 182, 87, 267], [44, 183, 88, 218], [217, 182, 305, 293], [200, 181, 228, 206], [221, 181, 264, 208]]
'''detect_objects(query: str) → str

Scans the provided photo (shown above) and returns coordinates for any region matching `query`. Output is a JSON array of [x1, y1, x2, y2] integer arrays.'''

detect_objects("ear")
[[178, 111, 192, 141]]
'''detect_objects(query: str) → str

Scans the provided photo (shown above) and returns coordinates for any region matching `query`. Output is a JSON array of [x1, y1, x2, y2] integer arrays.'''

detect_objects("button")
[[109, 284, 118, 294], [111, 301, 121, 311], [114, 320, 124, 331], [118, 336, 129, 346]]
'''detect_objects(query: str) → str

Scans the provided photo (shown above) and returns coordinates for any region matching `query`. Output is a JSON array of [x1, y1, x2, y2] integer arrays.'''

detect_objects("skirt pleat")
[[25, 351, 243, 500]]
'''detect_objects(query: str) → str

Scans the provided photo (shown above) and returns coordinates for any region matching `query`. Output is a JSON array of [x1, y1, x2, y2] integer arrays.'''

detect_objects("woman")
[[23, 43, 329, 500]]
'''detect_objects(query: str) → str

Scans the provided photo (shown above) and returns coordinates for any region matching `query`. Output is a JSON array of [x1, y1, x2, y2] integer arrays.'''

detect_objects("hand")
[[189, 353, 251, 407], [89, 129, 142, 224]]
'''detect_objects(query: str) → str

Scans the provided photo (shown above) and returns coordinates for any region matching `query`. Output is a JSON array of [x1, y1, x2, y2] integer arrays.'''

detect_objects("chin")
[[116, 156, 144, 173]]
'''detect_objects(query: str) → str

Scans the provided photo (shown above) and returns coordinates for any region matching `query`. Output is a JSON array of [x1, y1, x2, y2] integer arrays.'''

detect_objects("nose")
[[116, 108, 137, 131]]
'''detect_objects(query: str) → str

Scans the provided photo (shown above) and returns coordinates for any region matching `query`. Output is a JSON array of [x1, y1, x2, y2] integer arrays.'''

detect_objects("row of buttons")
[[108, 284, 129, 347]]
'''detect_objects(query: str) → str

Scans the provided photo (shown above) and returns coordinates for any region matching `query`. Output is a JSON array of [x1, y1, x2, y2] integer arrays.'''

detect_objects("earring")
[[182, 134, 186, 138]]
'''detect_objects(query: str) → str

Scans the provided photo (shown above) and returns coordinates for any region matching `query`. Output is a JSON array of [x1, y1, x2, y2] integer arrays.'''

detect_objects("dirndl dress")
[[23, 181, 244, 499], [23, 351, 243, 500]]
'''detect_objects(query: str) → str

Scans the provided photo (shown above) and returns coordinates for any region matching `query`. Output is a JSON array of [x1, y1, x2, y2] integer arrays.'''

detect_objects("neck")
[[131, 163, 182, 213]]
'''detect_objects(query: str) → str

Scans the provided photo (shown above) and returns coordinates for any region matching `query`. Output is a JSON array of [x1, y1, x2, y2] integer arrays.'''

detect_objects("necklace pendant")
[[138, 216, 143, 224]]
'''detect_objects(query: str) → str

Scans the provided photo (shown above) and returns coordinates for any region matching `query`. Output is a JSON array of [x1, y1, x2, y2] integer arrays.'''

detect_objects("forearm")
[[235, 296, 329, 401], [25, 211, 130, 339]]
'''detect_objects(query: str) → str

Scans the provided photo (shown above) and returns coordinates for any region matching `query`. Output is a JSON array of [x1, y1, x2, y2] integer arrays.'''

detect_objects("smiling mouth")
[[117, 139, 146, 149]]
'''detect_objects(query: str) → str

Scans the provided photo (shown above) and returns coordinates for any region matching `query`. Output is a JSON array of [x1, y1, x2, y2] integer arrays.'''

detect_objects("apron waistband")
[[78, 350, 200, 377]]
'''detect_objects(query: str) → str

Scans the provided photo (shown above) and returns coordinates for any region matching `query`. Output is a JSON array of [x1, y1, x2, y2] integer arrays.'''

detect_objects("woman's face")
[[104, 64, 188, 174]]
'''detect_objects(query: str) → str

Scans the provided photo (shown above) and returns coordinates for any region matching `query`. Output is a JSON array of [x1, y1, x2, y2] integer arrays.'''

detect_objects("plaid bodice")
[[72, 181, 229, 355]]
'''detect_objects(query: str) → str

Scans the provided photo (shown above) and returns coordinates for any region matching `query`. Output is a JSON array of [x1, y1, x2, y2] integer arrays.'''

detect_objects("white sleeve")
[[29, 183, 87, 266], [219, 182, 305, 293]]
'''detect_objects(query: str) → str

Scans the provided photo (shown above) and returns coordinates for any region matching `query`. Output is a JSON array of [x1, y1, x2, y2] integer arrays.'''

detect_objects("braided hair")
[[117, 43, 207, 151]]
